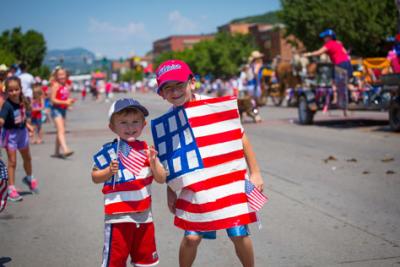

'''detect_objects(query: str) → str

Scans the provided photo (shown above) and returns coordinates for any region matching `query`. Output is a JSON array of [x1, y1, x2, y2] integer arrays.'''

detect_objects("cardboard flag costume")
[[151, 96, 258, 231], [93, 139, 153, 215]]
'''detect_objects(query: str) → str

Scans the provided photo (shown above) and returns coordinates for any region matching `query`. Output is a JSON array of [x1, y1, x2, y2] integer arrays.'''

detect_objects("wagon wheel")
[[298, 96, 315, 125], [389, 99, 400, 132]]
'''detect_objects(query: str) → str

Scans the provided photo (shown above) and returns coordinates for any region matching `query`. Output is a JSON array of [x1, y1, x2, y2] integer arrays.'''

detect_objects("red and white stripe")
[[0, 179, 8, 213], [170, 96, 257, 231], [103, 147, 153, 215]]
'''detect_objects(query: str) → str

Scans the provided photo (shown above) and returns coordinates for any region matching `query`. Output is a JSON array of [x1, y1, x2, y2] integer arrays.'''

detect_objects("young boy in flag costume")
[[91, 98, 166, 267], [152, 60, 266, 267]]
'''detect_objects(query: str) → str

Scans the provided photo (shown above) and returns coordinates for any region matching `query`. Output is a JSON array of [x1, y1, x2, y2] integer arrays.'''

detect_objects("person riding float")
[[304, 29, 354, 104], [387, 33, 400, 74]]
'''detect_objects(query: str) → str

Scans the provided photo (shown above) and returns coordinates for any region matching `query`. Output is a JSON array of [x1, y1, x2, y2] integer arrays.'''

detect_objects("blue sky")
[[1, 0, 280, 59]]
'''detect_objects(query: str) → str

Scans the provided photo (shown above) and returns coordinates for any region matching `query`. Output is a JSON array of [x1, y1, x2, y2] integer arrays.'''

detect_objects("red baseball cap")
[[155, 59, 193, 94]]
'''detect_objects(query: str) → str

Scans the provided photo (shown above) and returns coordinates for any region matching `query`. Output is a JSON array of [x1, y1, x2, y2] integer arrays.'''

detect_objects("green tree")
[[120, 69, 135, 82], [154, 32, 256, 77], [133, 65, 144, 81], [231, 10, 282, 24], [0, 48, 17, 66], [0, 27, 46, 70], [20, 30, 47, 69], [31, 65, 51, 80], [280, 0, 397, 56]]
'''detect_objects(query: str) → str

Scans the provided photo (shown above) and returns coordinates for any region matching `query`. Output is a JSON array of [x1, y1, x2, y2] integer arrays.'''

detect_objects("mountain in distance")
[[44, 47, 101, 74], [230, 10, 281, 24]]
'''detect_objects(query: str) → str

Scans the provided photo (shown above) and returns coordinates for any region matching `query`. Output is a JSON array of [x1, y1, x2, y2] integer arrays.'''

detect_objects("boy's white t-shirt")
[[105, 210, 152, 224], [92, 167, 153, 224]]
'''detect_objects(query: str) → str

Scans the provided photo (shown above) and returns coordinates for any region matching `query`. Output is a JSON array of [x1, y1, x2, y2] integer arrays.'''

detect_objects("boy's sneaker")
[[22, 176, 39, 194], [8, 186, 22, 202]]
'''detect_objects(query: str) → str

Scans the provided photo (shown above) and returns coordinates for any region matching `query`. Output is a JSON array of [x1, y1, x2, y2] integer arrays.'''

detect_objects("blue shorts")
[[184, 225, 250, 240], [31, 118, 42, 127], [51, 106, 67, 119], [336, 61, 354, 79]]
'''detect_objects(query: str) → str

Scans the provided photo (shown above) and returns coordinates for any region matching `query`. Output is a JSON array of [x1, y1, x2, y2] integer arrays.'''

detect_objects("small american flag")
[[0, 159, 8, 213], [245, 179, 267, 211], [118, 140, 147, 176]]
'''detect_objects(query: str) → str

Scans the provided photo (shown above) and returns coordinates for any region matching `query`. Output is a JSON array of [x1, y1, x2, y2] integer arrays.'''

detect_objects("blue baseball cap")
[[319, 29, 336, 40], [108, 98, 149, 120]]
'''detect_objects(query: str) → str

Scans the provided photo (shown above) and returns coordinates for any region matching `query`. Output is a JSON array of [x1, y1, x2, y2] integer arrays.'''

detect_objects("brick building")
[[111, 60, 131, 73], [217, 23, 253, 34], [249, 24, 304, 62], [153, 34, 215, 56]]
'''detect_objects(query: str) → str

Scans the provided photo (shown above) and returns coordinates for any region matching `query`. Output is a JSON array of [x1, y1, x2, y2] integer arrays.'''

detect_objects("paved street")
[[1, 92, 400, 267]]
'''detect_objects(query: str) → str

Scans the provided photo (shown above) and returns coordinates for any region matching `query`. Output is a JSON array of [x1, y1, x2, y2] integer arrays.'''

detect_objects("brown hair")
[[33, 84, 43, 100], [4, 76, 31, 112]]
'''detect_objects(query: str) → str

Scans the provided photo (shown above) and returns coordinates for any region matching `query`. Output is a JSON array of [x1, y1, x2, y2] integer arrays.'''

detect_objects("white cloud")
[[168, 10, 197, 33], [88, 18, 147, 37], [87, 18, 151, 58]]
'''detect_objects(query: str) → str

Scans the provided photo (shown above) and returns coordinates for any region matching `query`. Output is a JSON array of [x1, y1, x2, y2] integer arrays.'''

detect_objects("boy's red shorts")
[[102, 222, 159, 267]]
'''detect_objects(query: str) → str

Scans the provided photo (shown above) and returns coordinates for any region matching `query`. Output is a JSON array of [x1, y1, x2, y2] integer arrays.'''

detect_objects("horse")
[[271, 53, 324, 106]]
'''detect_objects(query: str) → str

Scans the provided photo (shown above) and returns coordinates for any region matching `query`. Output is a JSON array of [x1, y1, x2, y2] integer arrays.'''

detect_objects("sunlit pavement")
[[1, 92, 399, 267]]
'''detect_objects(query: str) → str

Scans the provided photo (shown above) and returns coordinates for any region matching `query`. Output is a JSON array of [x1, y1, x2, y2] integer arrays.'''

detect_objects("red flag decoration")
[[245, 179, 268, 211], [152, 96, 259, 231], [0, 179, 7, 213], [118, 140, 147, 176]]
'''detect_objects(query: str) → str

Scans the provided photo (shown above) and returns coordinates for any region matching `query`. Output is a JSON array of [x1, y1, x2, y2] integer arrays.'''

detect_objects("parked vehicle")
[[296, 62, 400, 131]]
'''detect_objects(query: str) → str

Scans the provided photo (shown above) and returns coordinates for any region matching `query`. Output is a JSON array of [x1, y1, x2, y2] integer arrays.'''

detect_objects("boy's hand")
[[146, 146, 158, 163], [109, 160, 119, 176], [249, 172, 264, 192], [167, 187, 177, 214]]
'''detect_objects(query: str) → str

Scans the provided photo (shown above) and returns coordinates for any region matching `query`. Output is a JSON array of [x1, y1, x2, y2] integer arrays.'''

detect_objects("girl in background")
[[0, 77, 37, 201], [50, 67, 75, 158], [31, 84, 44, 144]]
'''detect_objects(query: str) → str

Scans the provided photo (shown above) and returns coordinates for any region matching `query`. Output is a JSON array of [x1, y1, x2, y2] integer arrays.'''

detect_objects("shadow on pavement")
[[19, 191, 33, 196], [0, 257, 12, 267], [312, 119, 389, 129]]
